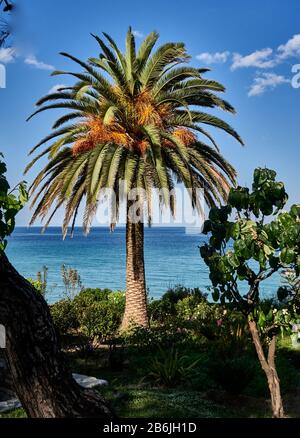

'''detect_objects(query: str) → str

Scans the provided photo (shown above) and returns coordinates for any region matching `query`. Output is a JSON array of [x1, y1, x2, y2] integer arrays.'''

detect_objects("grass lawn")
[[2, 336, 300, 419]]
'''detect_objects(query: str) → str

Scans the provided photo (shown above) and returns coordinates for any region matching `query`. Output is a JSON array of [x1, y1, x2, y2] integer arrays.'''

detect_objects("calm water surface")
[[7, 227, 279, 303]]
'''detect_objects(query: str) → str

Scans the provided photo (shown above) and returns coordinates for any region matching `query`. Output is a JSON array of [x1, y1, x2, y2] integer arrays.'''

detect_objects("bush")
[[75, 288, 113, 302], [27, 278, 44, 294], [123, 324, 192, 350], [207, 324, 256, 395], [50, 288, 125, 344], [162, 285, 207, 306], [76, 299, 124, 343], [176, 296, 216, 321], [75, 289, 125, 343], [208, 355, 256, 395], [175, 298, 227, 340], [147, 286, 243, 345], [149, 285, 207, 323], [50, 299, 79, 335]]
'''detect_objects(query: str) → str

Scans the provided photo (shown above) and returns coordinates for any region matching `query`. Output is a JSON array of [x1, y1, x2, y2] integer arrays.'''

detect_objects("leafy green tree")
[[200, 168, 300, 418], [26, 28, 242, 328], [0, 153, 27, 250]]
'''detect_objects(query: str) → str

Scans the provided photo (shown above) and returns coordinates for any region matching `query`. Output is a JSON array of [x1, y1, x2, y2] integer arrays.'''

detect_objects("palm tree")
[[26, 28, 243, 329]]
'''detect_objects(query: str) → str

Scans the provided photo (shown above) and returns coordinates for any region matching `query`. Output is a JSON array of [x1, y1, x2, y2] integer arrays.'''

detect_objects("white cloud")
[[132, 30, 144, 38], [24, 54, 54, 71], [196, 51, 230, 64], [231, 35, 300, 72], [0, 47, 16, 63], [277, 34, 300, 60], [248, 72, 290, 97], [48, 84, 66, 94], [231, 48, 275, 70]]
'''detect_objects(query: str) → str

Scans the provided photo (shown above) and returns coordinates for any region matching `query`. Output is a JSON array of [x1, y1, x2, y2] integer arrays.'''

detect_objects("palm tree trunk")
[[121, 200, 149, 330], [248, 319, 284, 418], [0, 252, 114, 418]]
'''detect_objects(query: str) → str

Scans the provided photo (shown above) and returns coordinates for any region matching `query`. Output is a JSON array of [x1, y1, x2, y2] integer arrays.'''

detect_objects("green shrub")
[[50, 288, 125, 343], [149, 285, 207, 323], [50, 299, 79, 334], [176, 297, 215, 321], [207, 324, 256, 395], [162, 285, 207, 304], [27, 278, 44, 294], [147, 287, 245, 345], [123, 324, 191, 349], [75, 288, 113, 302], [175, 298, 227, 340], [76, 299, 124, 342], [208, 355, 256, 395], [73, 288, 125, 343]]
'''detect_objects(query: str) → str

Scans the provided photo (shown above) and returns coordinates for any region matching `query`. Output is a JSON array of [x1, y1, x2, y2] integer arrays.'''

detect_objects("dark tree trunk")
[[121, 200, 149, 330], [248, 319, 284, 418], [0, 252, 114, 418]]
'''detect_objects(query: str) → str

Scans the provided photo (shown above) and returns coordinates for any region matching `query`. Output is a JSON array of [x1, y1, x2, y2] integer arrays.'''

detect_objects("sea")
[[6, 227, 280, 304]]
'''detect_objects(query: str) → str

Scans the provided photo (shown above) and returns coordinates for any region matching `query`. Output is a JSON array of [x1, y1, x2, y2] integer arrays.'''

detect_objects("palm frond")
[[26, 29, 242, 232]]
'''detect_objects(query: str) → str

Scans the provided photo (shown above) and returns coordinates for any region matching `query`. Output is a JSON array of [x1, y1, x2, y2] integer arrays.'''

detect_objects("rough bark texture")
[[248, 319, 284, 418], [121, 202, 149, 330], [0, 252, 114, 418]]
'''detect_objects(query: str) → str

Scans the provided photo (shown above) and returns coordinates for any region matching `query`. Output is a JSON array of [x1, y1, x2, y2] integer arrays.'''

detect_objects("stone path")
[[0, 398, 22, 413], [72, 373, 108, 389], [0, 374, 108, 414]]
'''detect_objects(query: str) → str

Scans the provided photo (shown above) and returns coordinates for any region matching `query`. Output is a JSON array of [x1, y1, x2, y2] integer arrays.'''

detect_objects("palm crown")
[[26, 28, 243, 236]]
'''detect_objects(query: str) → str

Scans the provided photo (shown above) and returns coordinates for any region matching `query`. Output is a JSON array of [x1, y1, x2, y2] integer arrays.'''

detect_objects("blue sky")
[[0, 0, 300, 226]]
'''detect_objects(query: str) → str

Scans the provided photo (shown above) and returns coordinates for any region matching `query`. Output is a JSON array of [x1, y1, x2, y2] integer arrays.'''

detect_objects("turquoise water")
[[7, 227, 279, 304]]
